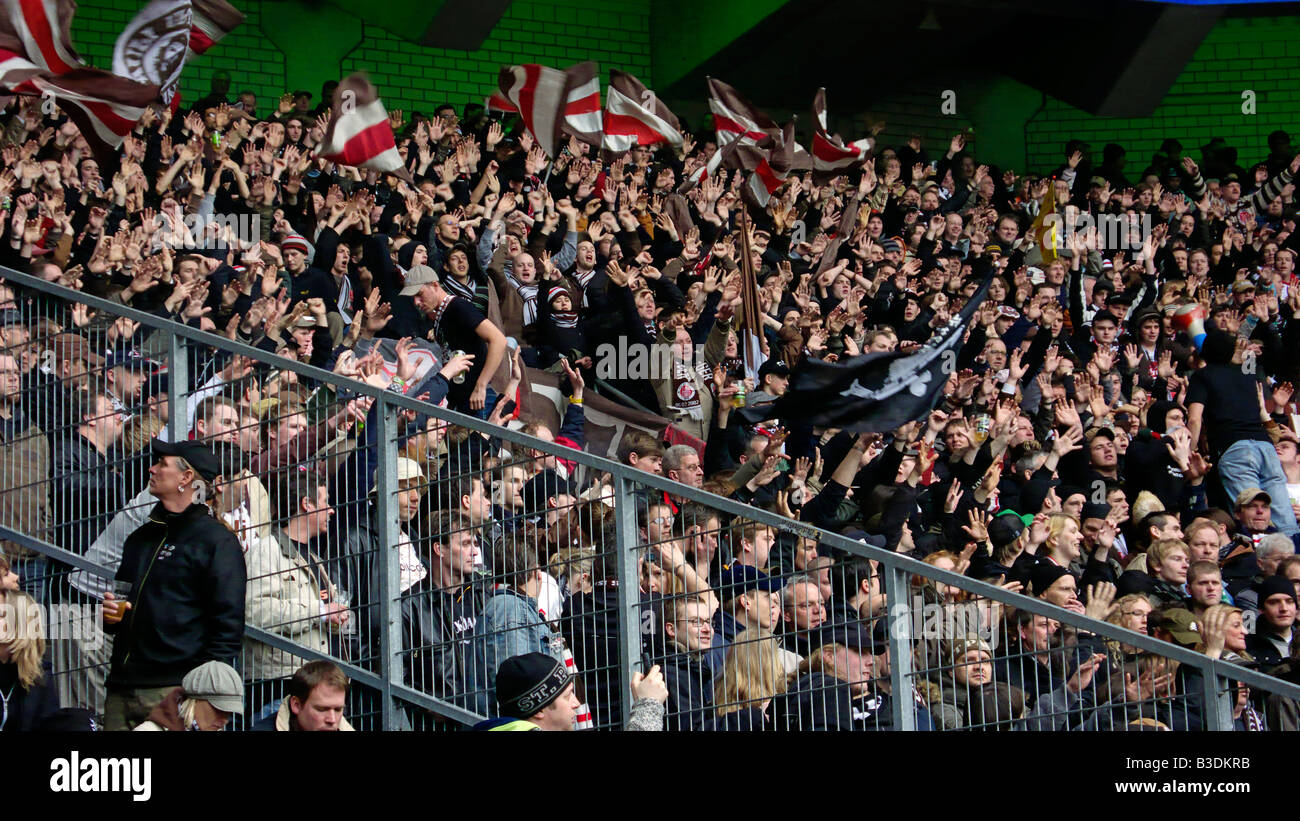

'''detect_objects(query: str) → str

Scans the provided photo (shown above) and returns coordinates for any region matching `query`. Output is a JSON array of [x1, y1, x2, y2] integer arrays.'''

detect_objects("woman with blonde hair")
[[0, 590, 61, 732], [713, 628, 787, 730]]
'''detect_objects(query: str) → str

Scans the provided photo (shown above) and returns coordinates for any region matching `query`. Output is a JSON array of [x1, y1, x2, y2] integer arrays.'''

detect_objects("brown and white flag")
[[811, 88, 872, 182], [0, 0, 158, 170], [112, 0, 191, 109], [318, 74, 413, 182], [600, 69, 682, 159], [188, 0, 242, 60]]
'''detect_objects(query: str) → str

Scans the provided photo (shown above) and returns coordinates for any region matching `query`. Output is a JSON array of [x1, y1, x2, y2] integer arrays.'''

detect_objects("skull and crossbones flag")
[[756, 271, 992, 432]]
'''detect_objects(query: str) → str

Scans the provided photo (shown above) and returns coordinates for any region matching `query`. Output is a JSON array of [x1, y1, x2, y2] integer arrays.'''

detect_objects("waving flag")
[[188, 0, 242, 59], [600, 69, 682, 159], [707, 76, 780, 149], [318, 74, 413, 182], [0, 0, 158, 169], [743, 120, 796, 209], [764, 272, 993, 431], [492, 62, 601, 158], [560, 60, 601, 148], [810, 88, 871, 182], [113, 0, 191, 109]]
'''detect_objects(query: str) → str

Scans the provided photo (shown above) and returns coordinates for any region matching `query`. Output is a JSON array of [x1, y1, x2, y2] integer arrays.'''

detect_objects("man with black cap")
[[475, 652, 668, 731], [746, 359, 791, 407], [100, 438, 247, 730], [1246, 575, 1296, 667]]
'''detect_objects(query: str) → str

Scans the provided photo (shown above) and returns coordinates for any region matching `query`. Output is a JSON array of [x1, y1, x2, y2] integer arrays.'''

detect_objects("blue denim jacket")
[[467, 588, 565, 717]]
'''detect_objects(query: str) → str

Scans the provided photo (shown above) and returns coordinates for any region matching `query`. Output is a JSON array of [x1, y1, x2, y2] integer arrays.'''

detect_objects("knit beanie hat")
[[496, 653, 571, 719]]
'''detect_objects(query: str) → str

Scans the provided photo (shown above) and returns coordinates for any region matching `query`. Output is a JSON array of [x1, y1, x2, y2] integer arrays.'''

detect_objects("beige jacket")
[[242, 529, 337, 682]]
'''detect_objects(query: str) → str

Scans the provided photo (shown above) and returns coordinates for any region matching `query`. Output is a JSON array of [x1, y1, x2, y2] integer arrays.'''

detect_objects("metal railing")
[[2, 265, 1299, 731]]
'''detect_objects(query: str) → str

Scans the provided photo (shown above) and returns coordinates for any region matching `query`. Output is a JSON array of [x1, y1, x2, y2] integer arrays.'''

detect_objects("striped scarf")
[[443, 274, 490, 315]]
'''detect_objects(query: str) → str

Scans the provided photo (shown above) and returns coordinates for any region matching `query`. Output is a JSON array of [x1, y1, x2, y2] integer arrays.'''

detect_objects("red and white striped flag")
[[810, 88, 871, 181], [560, 60, 601, 149], [188, 0, 242, 60], [317, 74, 413, 182], [600, 69, 682, 159], [0, 0, 158, 169], [707, 76, 780, 150], [491, 62, 601, 159], [743, 120, 796, 209]]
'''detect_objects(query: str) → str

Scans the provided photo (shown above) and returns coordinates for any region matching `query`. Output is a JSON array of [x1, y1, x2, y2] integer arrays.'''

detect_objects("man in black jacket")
[[101, 439, 247, 731], [1246, 575, 1296, 668], [660, 595, 716, 730]]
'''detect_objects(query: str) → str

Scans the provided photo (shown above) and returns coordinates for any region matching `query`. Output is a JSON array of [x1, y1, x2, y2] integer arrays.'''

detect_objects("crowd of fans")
[[2, 71, 1300, 732]]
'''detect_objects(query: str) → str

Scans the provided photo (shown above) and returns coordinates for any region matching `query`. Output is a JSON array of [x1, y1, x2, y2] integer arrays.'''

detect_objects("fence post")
[[167, 331, 188, 442], [374, 398, 402, 730], [1200, 661, 1233, 731], [612, 472, 640, 729], [883, 565, 917, 731]]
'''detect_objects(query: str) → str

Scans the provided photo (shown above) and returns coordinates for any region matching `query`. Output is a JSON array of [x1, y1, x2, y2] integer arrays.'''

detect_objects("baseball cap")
[[105, 350, 152, 371], [1235, 487, 1271, 508], [1085, 426, 1116, 446], [988, 512, 1026, 549], [399, 264, 440, 297], [1152, 608, 1201, 648], [182, 660, 244, 715], [150, 437, 224, 480], [758, 359, 790, 380], [1232, 280, 1256, 294], [374, 456, 425, 487], [718, 564, 785, 598]]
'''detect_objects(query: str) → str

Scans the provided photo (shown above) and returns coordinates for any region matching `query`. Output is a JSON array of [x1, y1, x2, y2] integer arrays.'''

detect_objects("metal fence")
[[2, 266, 1300, 731]]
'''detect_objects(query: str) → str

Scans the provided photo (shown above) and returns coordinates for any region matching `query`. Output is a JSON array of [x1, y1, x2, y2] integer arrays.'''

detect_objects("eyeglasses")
[[650, 515, 674, 527], [681, 618, 712, 629]]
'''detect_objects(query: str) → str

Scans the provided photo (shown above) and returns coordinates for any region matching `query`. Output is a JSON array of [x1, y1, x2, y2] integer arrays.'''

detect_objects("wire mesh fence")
[[0, 268, 1296, 732]]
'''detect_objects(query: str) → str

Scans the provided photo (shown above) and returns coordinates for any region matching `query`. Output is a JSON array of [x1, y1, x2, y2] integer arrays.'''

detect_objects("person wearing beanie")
[[536, 283, 589, 366], [1246, 575, 1297, 667], [473, 652, 669, 731], [1188, 329, 1300, 540], [134, 660, 243, 731]]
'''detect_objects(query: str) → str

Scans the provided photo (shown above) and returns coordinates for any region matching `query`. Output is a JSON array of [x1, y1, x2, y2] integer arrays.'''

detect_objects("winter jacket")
[[661, 648, 715, 731], [0, 657, 60, 732], [106, 502, 247, 689], [134, 687, 187, 731], [242, 529, 337, 682], [0, 408, 50, 560], [466, 587, 565, 717], [49, 432, 123, 558]]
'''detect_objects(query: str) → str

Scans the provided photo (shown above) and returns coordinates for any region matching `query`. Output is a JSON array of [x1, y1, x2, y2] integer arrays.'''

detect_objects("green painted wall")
[[1021, 15, 1300, 173], [650, 0, 789, 91], [342, 0, 651, 114], [68, 0, 652, 117]]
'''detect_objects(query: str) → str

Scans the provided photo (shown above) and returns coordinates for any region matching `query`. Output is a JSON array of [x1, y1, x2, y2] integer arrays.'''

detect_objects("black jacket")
[[49, 432, 123, 558], [107, 503, 247, 689], [661, 648, 714, 731], [773, 671, 873, 731], [0, 657, 60, 732]]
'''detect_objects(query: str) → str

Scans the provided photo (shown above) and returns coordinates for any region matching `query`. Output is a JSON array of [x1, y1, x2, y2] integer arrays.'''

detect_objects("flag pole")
[[735, 203, 767, 380]]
